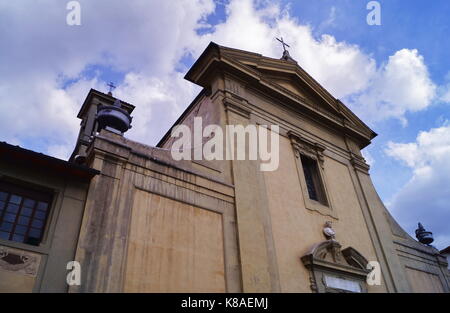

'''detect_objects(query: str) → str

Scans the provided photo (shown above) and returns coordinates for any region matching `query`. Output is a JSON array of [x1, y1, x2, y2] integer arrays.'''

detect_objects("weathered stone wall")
[[72, 130, 241, 292], [124, 190, 226, 292], [71, 69, 449, 293], [0, 161, 89, 292]]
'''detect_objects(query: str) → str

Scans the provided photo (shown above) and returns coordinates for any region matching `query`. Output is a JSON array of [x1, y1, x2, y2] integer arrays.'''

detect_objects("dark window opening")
[[300, 154, 328, 206], [0, 181, 52, 246]]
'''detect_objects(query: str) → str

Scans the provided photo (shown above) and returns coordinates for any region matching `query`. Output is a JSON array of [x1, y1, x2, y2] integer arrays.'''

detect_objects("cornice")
[[350, 153, 370, 174], [288, 130, 326, 168], [223, 93, 252, 120], [185, 42, 377, 148]]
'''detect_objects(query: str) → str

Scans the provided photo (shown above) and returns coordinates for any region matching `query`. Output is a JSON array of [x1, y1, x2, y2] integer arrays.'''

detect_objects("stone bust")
[[323, 221, 336, 240]]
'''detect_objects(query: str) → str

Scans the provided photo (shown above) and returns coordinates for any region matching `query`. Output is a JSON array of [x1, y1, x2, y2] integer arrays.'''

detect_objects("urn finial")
[[96, 97, 133, 134], [415, 222, 434, 245]]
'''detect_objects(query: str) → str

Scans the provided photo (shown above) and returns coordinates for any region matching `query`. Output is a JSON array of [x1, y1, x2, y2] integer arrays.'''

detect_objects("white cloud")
[[361, 149, 375, 167], [348, 49, 437, 126], [441, 87, 450, 103], [1, 0, 448, 250], [318, 6, 337, 30], [385, 142, 420, 168], [0, 0, 442, 161], [197, 0, 376, 99], [438, 72, 450, 103], [114, 72, 200, 145], [0, 0, 214, 158], [385, 125, 450, 248], [196, 1, 437, 126]]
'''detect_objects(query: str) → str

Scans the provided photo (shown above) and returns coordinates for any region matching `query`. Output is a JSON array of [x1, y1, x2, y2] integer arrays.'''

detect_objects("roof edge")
[[0, 141, 100, 181]]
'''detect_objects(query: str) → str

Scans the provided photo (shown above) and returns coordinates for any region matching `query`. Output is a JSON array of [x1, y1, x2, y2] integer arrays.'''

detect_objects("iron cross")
[[107, 82, 116, 93], [276, 37, 290, 52]]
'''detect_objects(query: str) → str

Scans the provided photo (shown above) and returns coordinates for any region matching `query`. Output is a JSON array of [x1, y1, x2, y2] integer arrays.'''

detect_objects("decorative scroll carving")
[[0, 246, 41, 277], [288, 131, 325, 169], [306, 239, 344, 265], [301, 240, 370, 293], [308, 272, 318, 292]]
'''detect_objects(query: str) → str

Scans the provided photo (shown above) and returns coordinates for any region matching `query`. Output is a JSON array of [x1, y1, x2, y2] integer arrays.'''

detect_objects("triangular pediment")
[[218, 48, 363, 128], [185, 42, 377, 146], [248, 67, 344, 119]]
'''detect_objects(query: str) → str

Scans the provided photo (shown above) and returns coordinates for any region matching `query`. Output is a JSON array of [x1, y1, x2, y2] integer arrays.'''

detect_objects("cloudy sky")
[[1, 0, 449, 248]]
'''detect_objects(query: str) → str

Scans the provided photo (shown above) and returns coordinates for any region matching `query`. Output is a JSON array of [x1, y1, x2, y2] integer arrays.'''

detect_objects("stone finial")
[[96, 98, 133, 134], [281, 49, 297, 63], [323, 221, 336, 240], [415, 222, 434, 245]]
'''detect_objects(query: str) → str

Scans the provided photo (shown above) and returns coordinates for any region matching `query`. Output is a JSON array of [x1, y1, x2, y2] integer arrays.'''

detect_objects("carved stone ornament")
[[350, 152, 370, 173], [0, 245, 41, 277], [323, 221, 336, 240], [287, 131, 325, 169], [301, 240, 370, 293]]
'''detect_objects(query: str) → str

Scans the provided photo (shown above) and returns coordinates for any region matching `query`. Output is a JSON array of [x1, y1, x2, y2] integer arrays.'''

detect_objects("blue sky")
[[1, 0, 449, 248]]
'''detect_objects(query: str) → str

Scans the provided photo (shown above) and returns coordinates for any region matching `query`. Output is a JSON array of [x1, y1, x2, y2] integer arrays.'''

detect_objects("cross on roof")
[[107, 82, 116, 94], [276, 37, 290, 52]]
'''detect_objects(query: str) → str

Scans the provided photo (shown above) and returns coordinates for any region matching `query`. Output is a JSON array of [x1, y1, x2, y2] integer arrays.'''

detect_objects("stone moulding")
[[0, 245, 41, 277], [223, 95, 252, 120], [301, 240, 370, 293], [350, 152, 370, 174], [288, 130, 337, 219], [288, 131, 326, 168]]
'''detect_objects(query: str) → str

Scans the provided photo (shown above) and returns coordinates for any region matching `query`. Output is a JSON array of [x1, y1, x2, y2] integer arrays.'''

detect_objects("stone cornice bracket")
[[288, 130, 326, 168], [350, 152, 370, 174], [223, 96, 252, 120]]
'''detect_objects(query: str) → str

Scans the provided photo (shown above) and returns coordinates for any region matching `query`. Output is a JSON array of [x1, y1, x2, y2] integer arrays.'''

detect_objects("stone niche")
[[301, 240, 370, 293]]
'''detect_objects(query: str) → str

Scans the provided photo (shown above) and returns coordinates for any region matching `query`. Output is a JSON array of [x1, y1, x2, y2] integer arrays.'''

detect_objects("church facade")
[[0, 43, 448, 293]]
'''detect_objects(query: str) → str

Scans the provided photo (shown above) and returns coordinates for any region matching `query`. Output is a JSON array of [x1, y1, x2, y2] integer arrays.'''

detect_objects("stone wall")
[[0, 161, 89, 292]]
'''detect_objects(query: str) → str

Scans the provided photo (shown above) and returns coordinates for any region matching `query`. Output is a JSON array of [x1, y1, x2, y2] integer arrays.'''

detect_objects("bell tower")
[[69, 88, 134, 163]]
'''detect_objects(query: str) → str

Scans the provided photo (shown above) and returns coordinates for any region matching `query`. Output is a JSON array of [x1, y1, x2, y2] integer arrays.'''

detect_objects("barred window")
[[0, 181, 52, 246], [300, 154, 328, 206]]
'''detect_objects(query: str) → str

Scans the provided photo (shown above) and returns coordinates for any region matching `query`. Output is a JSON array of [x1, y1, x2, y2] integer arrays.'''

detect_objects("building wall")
[[405, 267, 444, 293], [0, 162, 89, 292], [444, 253, 450, 269], [220, 73, 449, 293], [70, 70, 449, 292], [262, 135, 386, 292], [124, 191, 226, 292], [72, 131, 241, 292]]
